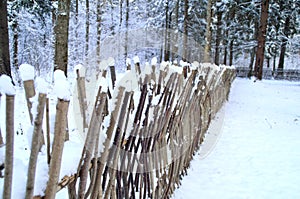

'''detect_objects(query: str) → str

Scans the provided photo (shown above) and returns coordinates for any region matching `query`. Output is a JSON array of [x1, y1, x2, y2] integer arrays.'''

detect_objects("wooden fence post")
[[45, 99, 69, 199], [25, 93, 47, 199], [3, 95, 15, 199]]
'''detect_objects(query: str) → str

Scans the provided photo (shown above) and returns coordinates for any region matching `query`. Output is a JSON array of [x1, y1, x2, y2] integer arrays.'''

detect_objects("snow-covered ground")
[[172, 78, 300, 199], [1, 75, 300, 198]]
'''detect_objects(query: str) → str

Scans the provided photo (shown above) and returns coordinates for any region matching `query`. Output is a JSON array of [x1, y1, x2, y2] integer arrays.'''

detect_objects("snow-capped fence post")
[[19, 64, 45, 150], [23, 79, 35, 122], [90, 87, 125, 199], [19, 64, 35, 124], [3, 95, 15, 199], [104, 89, 130, 199], [126, 58, 131, 71], [75, 65, 88, 131], [25, 92, 47, 199], [133, 56, 141, 75], [77, 89, 107, 199], [45, 70, 70, 199], [45, 99, 69, 199], [0, 75, 16, 199], [108, 58, 116, 89]]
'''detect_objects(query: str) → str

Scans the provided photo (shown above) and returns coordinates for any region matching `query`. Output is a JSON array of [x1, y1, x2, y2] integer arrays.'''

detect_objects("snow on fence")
[[0, 61, 235, 199], [66, 61, 235, 199]]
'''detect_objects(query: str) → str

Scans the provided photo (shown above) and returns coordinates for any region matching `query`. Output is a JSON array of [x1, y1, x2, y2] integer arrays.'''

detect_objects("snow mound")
[[126, 58, 131, 67], [107, 57, 115, 66], [151, 57, 158, 66], [0, 75, 16, 95], [53, 70, 71, 100], [35, 77, 49, 94], [19, 64, 35, 81], [133, 56, 140, 64]]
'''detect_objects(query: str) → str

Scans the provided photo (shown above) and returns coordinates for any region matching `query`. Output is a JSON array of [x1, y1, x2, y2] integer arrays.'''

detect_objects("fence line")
[[63, 62, 236, 199], [235, 67, 300, 81], [5, 62, 236, 199]]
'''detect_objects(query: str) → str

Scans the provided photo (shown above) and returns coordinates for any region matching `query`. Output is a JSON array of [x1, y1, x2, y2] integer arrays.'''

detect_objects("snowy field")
[[172, 78, 300, 199]]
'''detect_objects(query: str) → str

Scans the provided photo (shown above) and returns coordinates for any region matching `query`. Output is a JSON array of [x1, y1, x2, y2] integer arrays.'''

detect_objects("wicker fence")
[[66, 62, 236, 199], [1, 62, 236, 199]]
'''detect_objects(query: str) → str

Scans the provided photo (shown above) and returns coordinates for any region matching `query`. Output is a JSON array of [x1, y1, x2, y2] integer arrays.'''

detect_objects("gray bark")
[[53, 0, 71, 76]]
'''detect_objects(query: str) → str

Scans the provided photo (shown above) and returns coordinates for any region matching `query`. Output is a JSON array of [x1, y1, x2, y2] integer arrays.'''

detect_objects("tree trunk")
[[0, 0, 11, 77], [214, 2, 222, 65], [278, 16, 290, 71], [172, 0, 179, 60], [254, 0, 269, 80], [223, 30, 228, 65], [3, 95, 15, 199], [124, 0, 129, 61], [96, 0, 103, 72], [204, 0, 212, 63], [272, 55, 276, 76], [182, 0, 189, 61], [229, 39, 234, 66], [51, 0, 57, 25], [53, 0, 71, 76], [248, 21, 259, 78], [75, 0, 79, 60], [164, 0, 170, 61], [85, 0, 90, 61], [248, 47, 256, 78], [12, 18, 18, 71]]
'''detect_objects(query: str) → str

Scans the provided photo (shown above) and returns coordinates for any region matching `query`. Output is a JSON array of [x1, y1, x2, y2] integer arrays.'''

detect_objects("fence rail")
[[235, 67, 300, 81]]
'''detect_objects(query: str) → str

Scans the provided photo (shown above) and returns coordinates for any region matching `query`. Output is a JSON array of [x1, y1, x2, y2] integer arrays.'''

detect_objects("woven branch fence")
[[1, 61, 236, 199], [61, 62, 236, 199]]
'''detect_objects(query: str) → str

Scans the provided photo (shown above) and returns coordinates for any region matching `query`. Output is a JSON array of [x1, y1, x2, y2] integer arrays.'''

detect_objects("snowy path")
[[172, 78, 300, 199]]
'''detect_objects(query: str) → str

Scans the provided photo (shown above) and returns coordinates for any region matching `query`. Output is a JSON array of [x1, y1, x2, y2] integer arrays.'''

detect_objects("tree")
[[96, 0, 103, 66], [85, 0, 90, 62], [53, 0, 71, 76], [277, 0, 299, 71], [204, 0, 212, 63], [214, 0, 223, 65], [124, 0, 129, 61], [182, 0, 189, 61], [0, 0, 11, 77], [254, 0, 269, 80], [163, 0, 170, 61]]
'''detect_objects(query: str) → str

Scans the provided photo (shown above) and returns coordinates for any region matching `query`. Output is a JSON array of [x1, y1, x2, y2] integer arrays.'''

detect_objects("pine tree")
[[254, 0, 270, 80]]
